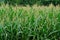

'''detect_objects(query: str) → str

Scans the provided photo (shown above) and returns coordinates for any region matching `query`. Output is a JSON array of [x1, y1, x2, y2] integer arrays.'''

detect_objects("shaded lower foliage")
[[0, 0, 58, 6]]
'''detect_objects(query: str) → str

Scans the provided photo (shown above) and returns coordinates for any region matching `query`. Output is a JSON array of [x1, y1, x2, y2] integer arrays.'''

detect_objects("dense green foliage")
[[0, 0, 60, 6], [0, 5, 60, 40]]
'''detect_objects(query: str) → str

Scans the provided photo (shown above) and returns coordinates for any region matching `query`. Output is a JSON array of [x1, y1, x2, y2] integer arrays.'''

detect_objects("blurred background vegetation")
[[0, 0, 60, 6]]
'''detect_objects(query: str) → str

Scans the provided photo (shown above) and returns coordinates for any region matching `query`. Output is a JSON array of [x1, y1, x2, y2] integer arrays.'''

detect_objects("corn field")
[[0, 5, 60, 40]]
